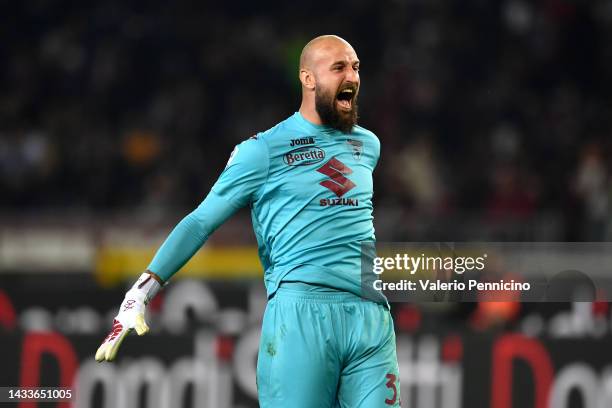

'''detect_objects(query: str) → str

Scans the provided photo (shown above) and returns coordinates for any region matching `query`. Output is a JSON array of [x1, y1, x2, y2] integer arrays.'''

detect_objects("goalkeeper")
[[96, 35, 400, 407]]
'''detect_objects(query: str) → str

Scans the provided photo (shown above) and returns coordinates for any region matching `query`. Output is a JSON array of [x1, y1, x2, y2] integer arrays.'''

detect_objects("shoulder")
[[228, 114, 300, 166], [254, 114, 305, 143], [248, 114, 316, 156], [352, 125, 380, 148], [352, 125, 380, 163], [225, 133, 269, 173], [231, 135, 267, 160], [233, 116, 296, 156]]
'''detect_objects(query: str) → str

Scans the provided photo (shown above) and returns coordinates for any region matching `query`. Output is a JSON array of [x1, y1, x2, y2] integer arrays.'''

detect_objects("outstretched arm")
[[96, 136, 269, 362]]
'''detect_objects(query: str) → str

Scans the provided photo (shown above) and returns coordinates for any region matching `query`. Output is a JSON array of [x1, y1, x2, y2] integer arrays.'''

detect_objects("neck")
[[299, 100, 323, 126]]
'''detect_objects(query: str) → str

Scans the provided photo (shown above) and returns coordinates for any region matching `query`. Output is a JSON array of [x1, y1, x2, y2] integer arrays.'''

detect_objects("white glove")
[[95, 272, 162, 362]]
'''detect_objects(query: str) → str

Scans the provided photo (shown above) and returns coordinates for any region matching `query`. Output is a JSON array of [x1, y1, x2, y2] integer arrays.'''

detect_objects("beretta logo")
[[284, 146, 325, 166]]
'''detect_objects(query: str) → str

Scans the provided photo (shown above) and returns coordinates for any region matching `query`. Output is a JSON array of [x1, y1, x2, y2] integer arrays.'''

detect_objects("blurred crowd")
[[2, 0, 612, 240]]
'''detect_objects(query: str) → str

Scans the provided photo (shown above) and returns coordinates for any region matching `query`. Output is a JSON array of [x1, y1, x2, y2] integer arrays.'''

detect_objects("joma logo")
[[290, 137, 315, 146]]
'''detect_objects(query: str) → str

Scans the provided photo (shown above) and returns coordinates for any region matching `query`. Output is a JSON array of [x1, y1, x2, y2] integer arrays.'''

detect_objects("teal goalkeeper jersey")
[[148, 112, 381, 299]]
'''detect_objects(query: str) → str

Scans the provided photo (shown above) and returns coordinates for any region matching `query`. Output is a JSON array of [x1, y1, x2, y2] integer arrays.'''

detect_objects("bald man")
[[96, 35, 400, 407]]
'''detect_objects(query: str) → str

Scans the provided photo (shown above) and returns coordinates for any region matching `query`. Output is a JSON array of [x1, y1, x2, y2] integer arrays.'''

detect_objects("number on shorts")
[[385, 373, 397, 405]]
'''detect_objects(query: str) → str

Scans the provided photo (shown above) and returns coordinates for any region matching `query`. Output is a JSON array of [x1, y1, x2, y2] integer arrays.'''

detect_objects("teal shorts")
[[257, 286, 401, 407]]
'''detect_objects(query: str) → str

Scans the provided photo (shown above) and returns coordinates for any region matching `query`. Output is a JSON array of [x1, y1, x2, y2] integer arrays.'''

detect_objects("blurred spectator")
[[486, 164, 537, 221], [0, 0, 610, 241], [573, 143, 610, 240], [391, 131, 447, 214]]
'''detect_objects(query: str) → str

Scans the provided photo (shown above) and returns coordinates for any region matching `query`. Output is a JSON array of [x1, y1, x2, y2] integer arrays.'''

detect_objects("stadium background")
[[2, 1, 612, 407]]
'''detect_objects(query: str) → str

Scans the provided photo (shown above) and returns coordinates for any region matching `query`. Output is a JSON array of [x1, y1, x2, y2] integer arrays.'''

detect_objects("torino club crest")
[[346, 139, 363, 160]]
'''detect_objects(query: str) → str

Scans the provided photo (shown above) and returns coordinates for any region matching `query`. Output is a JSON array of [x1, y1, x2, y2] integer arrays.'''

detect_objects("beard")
[[315, 85, 359, 134]]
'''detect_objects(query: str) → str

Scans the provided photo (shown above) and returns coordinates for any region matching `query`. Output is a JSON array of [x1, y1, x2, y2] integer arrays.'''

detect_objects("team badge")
[[346, 139, 363, 160]]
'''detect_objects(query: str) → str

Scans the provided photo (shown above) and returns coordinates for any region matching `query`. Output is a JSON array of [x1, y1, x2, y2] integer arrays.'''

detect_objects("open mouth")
[[336, 88, 355, 110]]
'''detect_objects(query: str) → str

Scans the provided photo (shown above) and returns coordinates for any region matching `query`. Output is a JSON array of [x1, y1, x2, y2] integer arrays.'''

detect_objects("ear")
[[299, 68, 315, 90]]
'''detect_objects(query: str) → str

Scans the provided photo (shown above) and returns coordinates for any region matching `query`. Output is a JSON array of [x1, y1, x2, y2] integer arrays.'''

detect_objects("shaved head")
[[298, 35, 361, 133], [299, 35, 355, 70]]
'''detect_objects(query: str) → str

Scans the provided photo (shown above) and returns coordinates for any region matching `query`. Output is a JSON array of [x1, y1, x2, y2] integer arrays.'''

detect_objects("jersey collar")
[[294, 112, 337, 135]]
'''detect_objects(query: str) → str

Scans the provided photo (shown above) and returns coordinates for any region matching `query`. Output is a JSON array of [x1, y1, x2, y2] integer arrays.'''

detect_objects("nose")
[[345, 67, 359, 84]]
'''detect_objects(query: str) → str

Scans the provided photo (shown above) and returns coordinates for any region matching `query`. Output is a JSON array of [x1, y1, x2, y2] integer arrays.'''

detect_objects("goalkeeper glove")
[[95, 271, 163, 362]]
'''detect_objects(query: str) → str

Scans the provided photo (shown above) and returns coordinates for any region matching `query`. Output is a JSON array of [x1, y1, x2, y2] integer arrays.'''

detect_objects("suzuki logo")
[[317, 158, 356, 197]]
